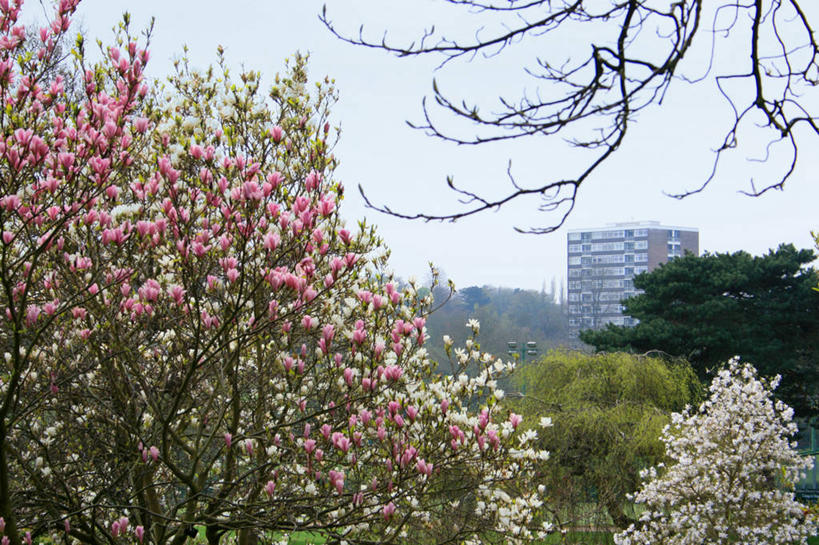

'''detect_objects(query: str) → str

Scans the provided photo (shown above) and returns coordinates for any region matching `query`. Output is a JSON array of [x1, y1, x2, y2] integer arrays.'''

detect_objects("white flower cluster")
[[616, 358, 816, 545]]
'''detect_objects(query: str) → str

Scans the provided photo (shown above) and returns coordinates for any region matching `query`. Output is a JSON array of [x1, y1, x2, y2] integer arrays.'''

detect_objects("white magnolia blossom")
[[615, 358, 816, 545]]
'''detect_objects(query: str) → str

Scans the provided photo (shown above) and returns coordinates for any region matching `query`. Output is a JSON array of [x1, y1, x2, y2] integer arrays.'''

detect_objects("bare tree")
[[321, 1, 819, 233]]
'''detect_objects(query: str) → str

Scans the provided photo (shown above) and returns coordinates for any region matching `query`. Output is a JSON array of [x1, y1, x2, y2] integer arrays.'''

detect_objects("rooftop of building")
[[567, 221, 699, 233]]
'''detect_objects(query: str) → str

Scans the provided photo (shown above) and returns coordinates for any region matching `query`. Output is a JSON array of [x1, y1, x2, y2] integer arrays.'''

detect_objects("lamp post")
[[507, 341, 538, 363], [507, 341, 538, 396]]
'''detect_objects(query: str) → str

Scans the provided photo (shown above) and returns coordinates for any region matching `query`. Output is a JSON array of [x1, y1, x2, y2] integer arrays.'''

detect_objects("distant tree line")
[[423, 279, 570, 373]]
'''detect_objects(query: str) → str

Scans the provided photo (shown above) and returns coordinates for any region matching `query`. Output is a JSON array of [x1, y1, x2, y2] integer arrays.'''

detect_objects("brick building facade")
[[567, 221, 699, 331]]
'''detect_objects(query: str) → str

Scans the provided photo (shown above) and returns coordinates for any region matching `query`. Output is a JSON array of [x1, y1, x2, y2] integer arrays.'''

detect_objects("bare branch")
[[324, 0, 818, 232]]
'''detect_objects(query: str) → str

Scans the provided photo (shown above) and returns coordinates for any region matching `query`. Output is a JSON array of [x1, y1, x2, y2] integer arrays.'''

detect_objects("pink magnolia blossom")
[[304, 439, 316, 455], [269, 125, 283, 143], [382, 502, 396, 520], [384, 365, 402, 381], [509, 413, 523, 429], [328, 469, 345, 494], [416, 458, 433, 476], [406, 406, 418, 421], [441, 399, 450, 414], [320, 424, 331, 440]]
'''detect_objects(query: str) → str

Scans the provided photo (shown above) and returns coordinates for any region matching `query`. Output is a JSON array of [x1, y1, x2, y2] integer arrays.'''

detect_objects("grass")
[[539, 531, 614, 545], [194, 523, 819, 545], [193, 527, 328, 545]]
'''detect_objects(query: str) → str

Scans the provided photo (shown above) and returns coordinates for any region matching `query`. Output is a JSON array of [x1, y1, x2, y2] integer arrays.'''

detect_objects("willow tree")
[[510, 351, 701, 529]]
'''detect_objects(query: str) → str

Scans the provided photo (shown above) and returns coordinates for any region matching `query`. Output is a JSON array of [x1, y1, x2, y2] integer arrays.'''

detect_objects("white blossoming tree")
[[615, 359, 816, 545]]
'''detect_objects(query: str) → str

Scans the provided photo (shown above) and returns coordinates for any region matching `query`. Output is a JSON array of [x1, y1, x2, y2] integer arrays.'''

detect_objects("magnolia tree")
[[615, 359, 816, 545], [0, 2, 551, 545]]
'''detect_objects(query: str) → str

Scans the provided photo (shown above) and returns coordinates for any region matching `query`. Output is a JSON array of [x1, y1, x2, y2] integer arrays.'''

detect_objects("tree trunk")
[[602, 492, 632, 530]]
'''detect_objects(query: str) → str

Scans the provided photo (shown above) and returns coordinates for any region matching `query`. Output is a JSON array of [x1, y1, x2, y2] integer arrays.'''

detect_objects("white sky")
[[46, 0, 819, 291]]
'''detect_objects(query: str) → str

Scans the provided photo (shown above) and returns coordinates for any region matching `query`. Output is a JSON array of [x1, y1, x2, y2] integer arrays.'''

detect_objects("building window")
[[591, 241, 624, 252], [635, 240, 648, 249], [624, 229, 634, 238], [568, 244, 582, 253], [568, 232, 581, 241], [583, 279, 603, 290], [603, 267, 624, 276], [569, 256, 582, 265], [635, 253, 648, 263], [624, 254, 634, 263], [635, 229, 648, 237], [582, 244, 592, 253], [591, 230, 624, 240], [624, 266, 634, 276], [593, 254, 624, 264], [668, 229, 680, 240], [667, 242, 681, 258]]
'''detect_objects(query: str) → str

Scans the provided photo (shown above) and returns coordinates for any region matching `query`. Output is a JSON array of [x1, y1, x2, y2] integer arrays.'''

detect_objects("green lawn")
[[539, 532, 614, 544], [193, 528, 327, 545]]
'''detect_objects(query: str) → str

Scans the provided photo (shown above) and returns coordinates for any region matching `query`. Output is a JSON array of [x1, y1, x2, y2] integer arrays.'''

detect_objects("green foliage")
[[580, 244, 819, 416], [510, 351, 702, 530]]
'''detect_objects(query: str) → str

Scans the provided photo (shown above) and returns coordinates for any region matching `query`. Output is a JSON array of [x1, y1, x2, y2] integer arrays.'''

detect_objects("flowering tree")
[[0, 1, 151, 543], [0, 2, 551, 545], [615, 359, 816, 545]]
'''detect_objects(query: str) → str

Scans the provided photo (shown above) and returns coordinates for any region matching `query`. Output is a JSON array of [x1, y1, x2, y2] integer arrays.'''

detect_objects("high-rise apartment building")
[[566, 221, 699, 331]]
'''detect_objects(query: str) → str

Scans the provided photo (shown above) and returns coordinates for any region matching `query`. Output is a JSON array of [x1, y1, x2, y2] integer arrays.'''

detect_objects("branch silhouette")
[[322, 1, 819, 233]]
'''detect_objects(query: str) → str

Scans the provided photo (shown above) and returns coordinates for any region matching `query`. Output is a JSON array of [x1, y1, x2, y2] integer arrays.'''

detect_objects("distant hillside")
[[423, 283, 571, 374]]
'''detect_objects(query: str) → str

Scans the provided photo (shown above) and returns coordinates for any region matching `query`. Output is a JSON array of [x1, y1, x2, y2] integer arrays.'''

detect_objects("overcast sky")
[[48, 0, 819, 292]]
